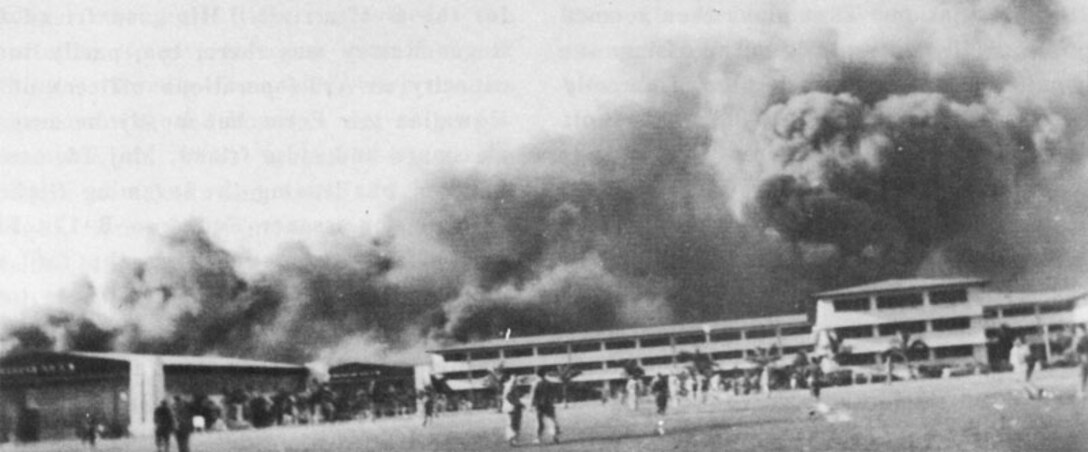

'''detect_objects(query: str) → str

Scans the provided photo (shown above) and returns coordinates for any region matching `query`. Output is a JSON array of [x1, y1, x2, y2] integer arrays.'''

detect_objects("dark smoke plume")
[[5, 0, 1088, 362]]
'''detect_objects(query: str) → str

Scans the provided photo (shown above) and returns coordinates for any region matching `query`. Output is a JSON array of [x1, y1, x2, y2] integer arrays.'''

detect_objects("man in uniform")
[[153, 399, 175, 452], [530, 370, 561, 444]]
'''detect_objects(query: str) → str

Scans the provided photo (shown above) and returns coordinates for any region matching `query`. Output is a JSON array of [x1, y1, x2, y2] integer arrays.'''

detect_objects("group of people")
[[153, 396, 197, 452], [499, 370, 562, 446]]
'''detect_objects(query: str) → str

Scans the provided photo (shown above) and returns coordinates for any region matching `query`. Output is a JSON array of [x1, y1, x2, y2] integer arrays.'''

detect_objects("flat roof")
[[429, 314, 809, 354], [68, 352, 305, 370], [812, 278, 988, 299], [976, 288, 1088, 307]]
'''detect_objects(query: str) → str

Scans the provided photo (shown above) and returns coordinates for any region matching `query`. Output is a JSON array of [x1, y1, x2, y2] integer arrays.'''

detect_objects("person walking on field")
[[1073, 325, 1088, 399], [501, 374, 524, 446], [421, 386, 436, 427], [1010, 336, 1048, 399], [650, 373, 670, 436], [153, 400, 175, 452], [174, 396, 194, 452], [530, 370, 561, 444]]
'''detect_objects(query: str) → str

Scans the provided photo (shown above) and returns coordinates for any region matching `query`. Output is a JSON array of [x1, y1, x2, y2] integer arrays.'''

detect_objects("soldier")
[[530, 370, 561, 444], [174, 396, 194, 452], [153, 400, 175, 452], [650, 373, 670, 436], [501, 374, 524, 446]]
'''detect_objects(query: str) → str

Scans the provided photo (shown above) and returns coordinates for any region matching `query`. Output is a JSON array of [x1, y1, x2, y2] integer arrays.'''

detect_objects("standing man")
[[174, 396, 194, 452], [1073, 325, 1088, 399], [530, 370, 561, 444], [1010, 336, 1046, 399], [79, 412, 98, 449], [153, 400, 175, 452], [420, 386, 436, 427], [501, 374, 524, 447], [650, 373, 669, 436], [625, 376, 640, 410]]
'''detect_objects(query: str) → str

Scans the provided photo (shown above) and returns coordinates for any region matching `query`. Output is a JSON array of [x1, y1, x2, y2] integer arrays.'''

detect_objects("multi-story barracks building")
[[426, 314, 814, 406], [427, 277, 1088, 403], [811, 278, 1088, 371]]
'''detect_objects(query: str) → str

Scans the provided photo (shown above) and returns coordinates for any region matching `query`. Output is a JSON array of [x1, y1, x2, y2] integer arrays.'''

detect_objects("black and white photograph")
[[2, 1, 1088, 450]]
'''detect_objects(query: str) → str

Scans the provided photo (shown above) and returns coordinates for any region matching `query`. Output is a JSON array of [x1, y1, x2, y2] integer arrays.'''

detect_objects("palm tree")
[[677, 349, 717, 378], [555, 363, 582, 408], [747, 345, 782, 396], [620, 360, 644, 379], [881, 330, 928, 384]]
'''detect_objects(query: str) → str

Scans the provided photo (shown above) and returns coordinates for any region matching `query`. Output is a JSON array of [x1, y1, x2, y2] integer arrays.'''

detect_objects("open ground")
[[14, 368, 1088, 452]]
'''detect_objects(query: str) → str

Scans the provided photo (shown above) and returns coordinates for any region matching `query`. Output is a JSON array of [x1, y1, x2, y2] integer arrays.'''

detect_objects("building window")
[[504, 348, 533, 358], [833, 297, 870, 312], [746, 328, 777, 339], [605, 339, 636, 350], [838, 353, 877, 365], [1002, 306, 1034, 317], [443, 353, 467, 362], [1049, 324, 1066, 333], [934, 346, 974, 359], [877, 293, 923, 309], [711, 350, 744, 360], [640, 337, 670, 348], [473, 350, 499, 360], [931, 317, 971, 331], [537, 345, 568, 355], [1040, 301, 1074, 313], [675, 334, 706, 345], [571, 361, 602, 371], [837, 325, 874, 339], [878, 321, 926, 336], [571, 342, 601, 353], [641, 356, 673, 366], [508, 367, 535, 375], [605, 360, 631, 369], [929, 289, 968, 304], [710, 330, 741, 342], [983, 308, 998, 319], [781, 325, 812, 336], [443, 371, 470, 379]]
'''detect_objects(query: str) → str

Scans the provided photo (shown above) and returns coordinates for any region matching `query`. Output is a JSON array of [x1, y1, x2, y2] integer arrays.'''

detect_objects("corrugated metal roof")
[[429, 314, 809, 353], [68, 352, 304, 369], [812, 278, 988, 298]]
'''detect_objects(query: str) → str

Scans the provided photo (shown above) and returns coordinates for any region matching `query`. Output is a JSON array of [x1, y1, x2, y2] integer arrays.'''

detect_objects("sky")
[[0, 0, 775, 322]]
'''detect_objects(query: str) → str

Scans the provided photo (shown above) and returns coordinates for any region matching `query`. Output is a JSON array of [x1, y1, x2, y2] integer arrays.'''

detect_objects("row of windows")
[[441, 347, 818, 377], [835, 345, 976, 365], [982, 301, 1074, 319], [984, 324, 1073, 339], [832, 289, 969, 312], [835, 317, 972, 339], [441, 325, 813, 362]]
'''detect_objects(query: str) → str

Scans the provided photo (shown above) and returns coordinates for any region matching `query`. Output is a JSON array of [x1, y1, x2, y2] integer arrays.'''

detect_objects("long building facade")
[[426, 277, 1088, 401], [427, 314, 813, 404], [0, 352, 309, 442]]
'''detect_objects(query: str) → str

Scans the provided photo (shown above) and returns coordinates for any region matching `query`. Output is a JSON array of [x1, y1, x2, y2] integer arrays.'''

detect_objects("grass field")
[[12, 368, 1088, 452]]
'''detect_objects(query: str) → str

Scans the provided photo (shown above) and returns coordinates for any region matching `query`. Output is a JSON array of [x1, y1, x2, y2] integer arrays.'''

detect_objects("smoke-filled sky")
[[4, 0, 1088, 365]]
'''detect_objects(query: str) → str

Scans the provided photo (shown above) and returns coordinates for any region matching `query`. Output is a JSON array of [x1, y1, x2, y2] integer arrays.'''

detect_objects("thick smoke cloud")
[[5, 0, 1088, 362]]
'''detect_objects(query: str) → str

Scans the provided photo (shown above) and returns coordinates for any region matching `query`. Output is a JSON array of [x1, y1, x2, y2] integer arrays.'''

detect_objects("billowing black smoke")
[[4, 0, 1088, 363]]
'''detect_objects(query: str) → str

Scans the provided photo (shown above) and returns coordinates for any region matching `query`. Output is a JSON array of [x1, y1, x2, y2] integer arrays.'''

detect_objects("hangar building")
[[0, 351, 308, 442]]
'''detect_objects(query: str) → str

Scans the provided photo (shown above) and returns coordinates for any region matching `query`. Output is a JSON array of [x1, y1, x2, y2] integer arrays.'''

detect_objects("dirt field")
[[12, 368, 1088, 452]]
